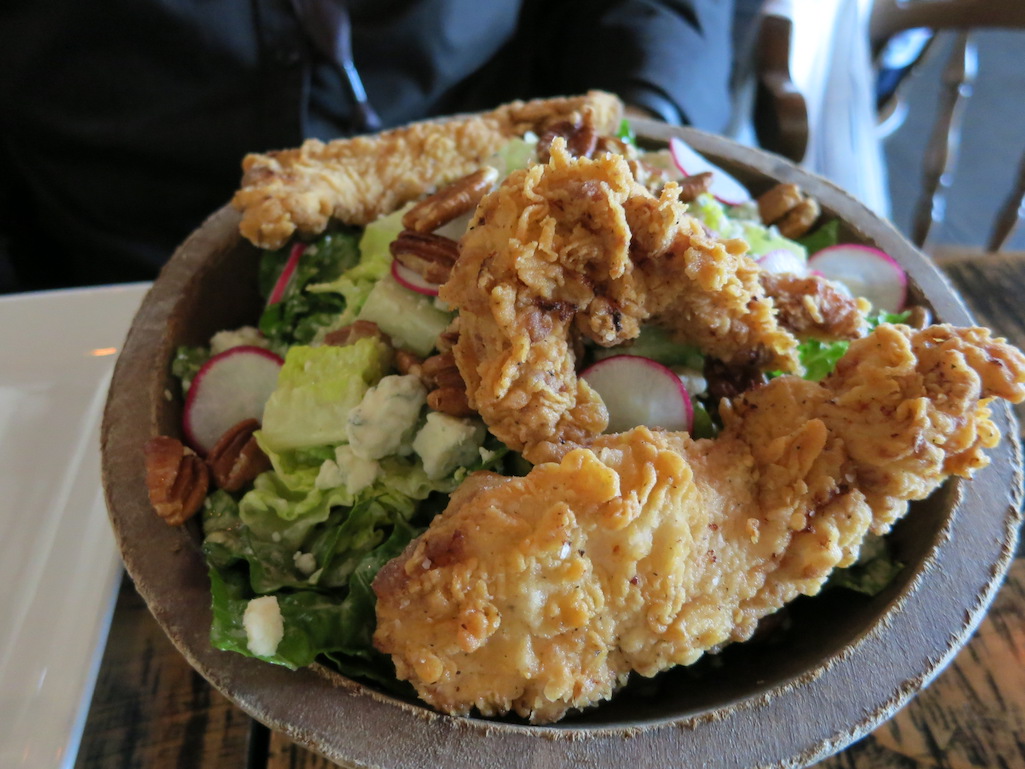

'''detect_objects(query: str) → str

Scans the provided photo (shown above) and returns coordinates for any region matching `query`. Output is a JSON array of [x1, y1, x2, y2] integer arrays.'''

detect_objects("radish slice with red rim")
[[669, 137, 752, 206], [581, 354, 693, 433], [182, 345, 284, 455], [391, 259, 442, 297], [267, 242, 305, 307], [757, 248, 808, 276], [807, 244, 907, 313]]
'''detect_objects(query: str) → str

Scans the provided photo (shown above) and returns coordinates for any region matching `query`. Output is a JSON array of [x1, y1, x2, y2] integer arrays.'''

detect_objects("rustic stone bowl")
[[102, 119, 1023, 768]]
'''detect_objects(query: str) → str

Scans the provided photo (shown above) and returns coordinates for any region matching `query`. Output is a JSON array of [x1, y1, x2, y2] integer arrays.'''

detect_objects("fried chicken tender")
[[231, 91, 623, 249], [373, 323, 1025, 723], [440, 140, 800, 463], [761, 272, 869, 340]]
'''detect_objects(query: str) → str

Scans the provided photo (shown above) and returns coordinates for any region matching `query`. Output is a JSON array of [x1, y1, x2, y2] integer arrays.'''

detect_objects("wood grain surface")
[[76, 251, 1025, 768]]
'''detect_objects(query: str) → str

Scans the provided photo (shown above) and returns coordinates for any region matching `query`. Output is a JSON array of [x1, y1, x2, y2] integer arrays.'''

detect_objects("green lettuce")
[[260, 338, 392, 452], [258, 231, 361, 348], [306, 206, 407, 332], [827, 534, 904, 596], [687, 193, 806, 260], [797, 219, 841, 255]]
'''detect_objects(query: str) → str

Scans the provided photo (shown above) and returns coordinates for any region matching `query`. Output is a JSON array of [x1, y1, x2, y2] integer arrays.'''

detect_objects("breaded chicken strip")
[[373, 324, 1025, 723], [441, 141, 800, 463], [761, 272, 869, 341], [231, 91, 623, 249]]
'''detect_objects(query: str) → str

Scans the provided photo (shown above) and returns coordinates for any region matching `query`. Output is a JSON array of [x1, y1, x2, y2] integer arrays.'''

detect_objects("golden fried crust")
[[231, 91, 624, 248], [373, 324, 1025, 722], [760, 272, 870, 341], [440, 141, 800, 463]]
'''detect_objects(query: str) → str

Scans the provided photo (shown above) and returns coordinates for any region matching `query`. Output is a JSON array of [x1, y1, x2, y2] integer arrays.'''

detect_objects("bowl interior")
[[102, 122, 1022, 767]]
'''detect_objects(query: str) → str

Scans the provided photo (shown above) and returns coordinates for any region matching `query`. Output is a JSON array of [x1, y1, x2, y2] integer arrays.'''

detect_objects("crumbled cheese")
[[242, 596, 284, 657], [314, 446, 381, 493], [293, 551, 317, 576], [314, 458, 345, 490], [675, 367, 707, 397], [347, 375, 426, 460], [413, 412, 486, 480], [209, 325, 269, 356]]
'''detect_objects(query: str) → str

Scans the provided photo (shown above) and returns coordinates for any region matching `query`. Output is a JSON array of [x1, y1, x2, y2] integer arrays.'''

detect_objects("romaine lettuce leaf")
[[260, 338, 392, 452]]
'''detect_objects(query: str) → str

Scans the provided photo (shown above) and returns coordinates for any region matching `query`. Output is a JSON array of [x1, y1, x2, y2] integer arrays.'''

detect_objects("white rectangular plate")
[[0, 283, 150, 769]]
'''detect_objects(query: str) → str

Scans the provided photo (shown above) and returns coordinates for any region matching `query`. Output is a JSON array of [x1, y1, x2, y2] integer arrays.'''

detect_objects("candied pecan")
[[418, 350, 476, 416], [776, 197, 821, 239], [402, 167, 499, 233], [756, 183, 821, 238], [537, 120, 598, 162], [420, 350, 458, 387], [390, 230, 459, 284], [206, 418, 271, 492], [144, 436, 210, 526], [394, 349, 424, 379], [435, 325, 460, 353], [427, 386, 475, 417], [323, 320, 391, 347], [677, 171, 713, 203]]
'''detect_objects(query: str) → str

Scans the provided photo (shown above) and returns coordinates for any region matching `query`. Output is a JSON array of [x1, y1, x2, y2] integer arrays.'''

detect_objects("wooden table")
[[74, 252, 1025, 769]]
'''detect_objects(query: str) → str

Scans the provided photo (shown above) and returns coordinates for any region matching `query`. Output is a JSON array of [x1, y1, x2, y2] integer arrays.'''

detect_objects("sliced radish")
[[390, 259, 442, 297], [182, 346, 284, 455], [267, 242, 306, 306], [757, 248, 808, 276], [669, 137, 752, 206], [807, 244, 907, 312], [581, 355, 693, 434]]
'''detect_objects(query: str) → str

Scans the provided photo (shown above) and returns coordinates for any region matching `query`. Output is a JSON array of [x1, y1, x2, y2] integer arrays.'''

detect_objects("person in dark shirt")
[[0, 0, 736, 293]]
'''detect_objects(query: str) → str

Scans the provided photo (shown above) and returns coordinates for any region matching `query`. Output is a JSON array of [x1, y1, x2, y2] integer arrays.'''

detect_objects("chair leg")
[[987, 148, 1025, 252], [912, 31, 977, 249]]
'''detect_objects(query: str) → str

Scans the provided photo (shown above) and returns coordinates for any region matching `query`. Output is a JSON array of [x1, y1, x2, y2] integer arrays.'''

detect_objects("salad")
[[153, 124, 913, 695]]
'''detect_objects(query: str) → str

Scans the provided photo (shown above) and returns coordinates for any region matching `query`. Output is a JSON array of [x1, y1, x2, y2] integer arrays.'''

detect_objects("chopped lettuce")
[[798, 219, 841, 255], [260, 338, 392, 452], [207, 514, 415, 687], [797, 339, 850, 382], [827, 534, 904, 596], [258, 231, 361, 348], [171, 344, 209, 393], [616, 118, 636, 146], [687, 193, 806, 260]]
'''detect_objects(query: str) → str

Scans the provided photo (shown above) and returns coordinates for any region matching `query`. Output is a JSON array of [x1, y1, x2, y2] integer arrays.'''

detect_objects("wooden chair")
[[870, 0, 1025, 252], [752, 0, 1025, 252]]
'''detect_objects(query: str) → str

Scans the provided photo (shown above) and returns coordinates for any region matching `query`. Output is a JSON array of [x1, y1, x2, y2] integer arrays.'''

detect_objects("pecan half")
[[419, 350, 476, 417], [435, 324, 460, 353], [427, 387, 475, 417], [394, 349, 424, 379], [144, 436, 210, 526], [390, 230, 460, 284], [402, 167, 499, 233], [677, 171, 713, 203], [537, 120, 598, 162], [206, 418, 271, 492], [756, 183, 821, 238]]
